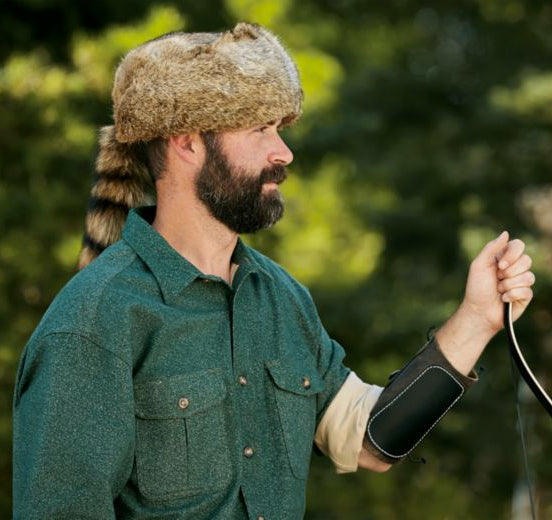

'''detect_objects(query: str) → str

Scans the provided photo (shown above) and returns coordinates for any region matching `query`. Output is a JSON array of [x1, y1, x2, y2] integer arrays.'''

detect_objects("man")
[[13, 23, 535, 519]]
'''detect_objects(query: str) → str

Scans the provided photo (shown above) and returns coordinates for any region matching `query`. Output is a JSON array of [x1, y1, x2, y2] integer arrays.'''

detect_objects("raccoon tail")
[[78, 125, 154, 270]]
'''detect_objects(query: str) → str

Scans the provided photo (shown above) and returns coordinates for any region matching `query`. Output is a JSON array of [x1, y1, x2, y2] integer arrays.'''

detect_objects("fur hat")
[[78, 22, 303, 269]]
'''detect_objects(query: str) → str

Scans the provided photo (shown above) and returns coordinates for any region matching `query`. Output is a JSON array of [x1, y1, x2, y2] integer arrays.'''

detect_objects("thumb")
[[480, 230, 509, 262]]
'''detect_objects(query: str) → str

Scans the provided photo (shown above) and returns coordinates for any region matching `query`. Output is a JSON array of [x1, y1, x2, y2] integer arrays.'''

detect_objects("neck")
[[153, 186, 239, 284]]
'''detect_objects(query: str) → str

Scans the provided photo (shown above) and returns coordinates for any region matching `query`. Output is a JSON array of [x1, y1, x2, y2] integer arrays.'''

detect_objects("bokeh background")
[[2, 0, 552, 518]]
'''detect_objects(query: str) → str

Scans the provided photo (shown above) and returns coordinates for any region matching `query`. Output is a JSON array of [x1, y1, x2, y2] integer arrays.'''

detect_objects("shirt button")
[[257, 516, 266, 520], [178, 397, 190, 410], [238, 375, 248, 386], [302, 376, 311, 390], [243, 446, 254, 458]]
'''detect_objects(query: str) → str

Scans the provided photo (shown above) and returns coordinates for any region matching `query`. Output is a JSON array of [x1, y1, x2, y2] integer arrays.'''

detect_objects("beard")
[[195, 133, 287, 234]]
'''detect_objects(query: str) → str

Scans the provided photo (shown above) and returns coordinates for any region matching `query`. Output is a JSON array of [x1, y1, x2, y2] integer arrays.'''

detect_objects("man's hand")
[[436, 232, 535, 376], [463, 231, 535, 334]]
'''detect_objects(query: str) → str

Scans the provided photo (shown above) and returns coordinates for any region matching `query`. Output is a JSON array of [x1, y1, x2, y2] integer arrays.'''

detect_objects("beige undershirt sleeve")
[[314, 371, 383, 474]]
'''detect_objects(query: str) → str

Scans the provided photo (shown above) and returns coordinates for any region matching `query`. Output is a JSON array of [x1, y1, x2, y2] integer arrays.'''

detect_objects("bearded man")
[[13, 23, 535, 519]]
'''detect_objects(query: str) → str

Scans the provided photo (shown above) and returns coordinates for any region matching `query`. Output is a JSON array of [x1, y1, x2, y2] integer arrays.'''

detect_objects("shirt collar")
[[122, 206, 272, 303]]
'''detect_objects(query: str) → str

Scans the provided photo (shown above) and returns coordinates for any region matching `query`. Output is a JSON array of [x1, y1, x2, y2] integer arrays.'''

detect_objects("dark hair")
[[201, 131, 217, 150], [144, 138, 168, 181], [140, 132, 221, 182]]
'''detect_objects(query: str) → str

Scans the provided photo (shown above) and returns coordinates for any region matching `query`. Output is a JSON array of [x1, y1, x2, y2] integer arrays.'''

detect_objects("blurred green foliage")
[[2, 0, 552, 518]]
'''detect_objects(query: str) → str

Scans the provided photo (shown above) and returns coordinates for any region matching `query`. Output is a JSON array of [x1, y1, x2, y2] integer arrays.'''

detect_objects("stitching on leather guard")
[[366, 365, 464, 459]]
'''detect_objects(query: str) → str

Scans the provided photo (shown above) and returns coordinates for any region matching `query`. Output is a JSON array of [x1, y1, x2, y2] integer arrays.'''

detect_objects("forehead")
[[227, 119, 279, 134]]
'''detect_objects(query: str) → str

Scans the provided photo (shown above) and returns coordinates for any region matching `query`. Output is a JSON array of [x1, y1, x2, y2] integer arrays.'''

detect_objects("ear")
[[168, 133, 204, 165]]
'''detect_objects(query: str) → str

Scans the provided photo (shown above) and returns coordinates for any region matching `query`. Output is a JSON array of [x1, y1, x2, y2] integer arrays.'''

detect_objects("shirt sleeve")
[[308, 298, 380, 473], [312, 311, 351, 426], [13, 332, 135, 520]]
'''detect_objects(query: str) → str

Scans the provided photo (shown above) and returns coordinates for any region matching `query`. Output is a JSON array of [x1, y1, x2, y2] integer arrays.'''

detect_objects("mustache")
[[259, 165, 287, 185]]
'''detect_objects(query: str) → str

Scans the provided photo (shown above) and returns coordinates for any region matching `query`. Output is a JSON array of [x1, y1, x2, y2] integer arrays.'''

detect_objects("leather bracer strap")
[[364, 337, 477, 463]]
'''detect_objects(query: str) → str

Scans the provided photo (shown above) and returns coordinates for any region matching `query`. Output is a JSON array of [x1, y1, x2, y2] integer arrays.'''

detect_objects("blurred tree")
[[1, 0, 552, 518]]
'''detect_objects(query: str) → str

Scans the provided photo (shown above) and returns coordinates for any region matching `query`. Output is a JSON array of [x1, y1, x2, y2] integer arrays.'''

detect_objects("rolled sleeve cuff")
[[314, 371, 383, 474]]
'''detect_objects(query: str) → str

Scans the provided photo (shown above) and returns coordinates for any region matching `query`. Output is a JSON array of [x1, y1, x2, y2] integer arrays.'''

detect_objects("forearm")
[[358, 445, 392, 472], [435, 302, 496, 377]]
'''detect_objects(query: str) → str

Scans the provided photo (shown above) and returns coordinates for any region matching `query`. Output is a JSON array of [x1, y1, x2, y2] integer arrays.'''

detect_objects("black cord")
[[426, 325, 437, 342], [407, 454, 427, 465], [509, 355, 537, 520]]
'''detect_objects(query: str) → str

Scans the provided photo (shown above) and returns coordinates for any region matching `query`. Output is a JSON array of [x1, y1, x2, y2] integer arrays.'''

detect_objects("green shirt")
[[13, 206, 350, 520]]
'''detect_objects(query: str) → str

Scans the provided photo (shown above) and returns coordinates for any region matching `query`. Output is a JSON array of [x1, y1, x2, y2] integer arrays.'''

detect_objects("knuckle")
[[507, 239, 524, 255]]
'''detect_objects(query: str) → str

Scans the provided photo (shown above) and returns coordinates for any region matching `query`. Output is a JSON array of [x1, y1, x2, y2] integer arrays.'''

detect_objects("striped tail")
[[78, 125, 154, 269]]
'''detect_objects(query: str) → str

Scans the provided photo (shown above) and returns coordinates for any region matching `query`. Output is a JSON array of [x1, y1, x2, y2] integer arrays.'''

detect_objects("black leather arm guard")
[[364, 337, 477, 463]]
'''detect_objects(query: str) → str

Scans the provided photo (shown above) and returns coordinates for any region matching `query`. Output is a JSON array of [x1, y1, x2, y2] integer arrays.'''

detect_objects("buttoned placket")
[[194, 256, 262, 493], [229, 265, 264, 513]]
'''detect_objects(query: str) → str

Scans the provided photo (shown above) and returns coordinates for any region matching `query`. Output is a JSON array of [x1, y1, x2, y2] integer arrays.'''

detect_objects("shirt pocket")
[[265, 357, 325, 480], [133, 367, 231, 500]]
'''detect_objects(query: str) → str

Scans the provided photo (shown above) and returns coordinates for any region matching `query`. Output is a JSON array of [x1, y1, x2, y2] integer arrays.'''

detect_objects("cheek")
[[237, 147, 265, 170], [220, 132, 272, 173]]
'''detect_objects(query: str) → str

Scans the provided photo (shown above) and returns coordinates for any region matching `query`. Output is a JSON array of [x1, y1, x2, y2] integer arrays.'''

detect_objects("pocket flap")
[[265, 357, 325, 396], [134, 368, 226, 419]]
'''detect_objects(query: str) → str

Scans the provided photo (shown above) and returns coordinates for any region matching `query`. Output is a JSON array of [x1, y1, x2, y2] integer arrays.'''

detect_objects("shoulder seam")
[[39, 331, 132, 368], [86, 249, 139, 337]]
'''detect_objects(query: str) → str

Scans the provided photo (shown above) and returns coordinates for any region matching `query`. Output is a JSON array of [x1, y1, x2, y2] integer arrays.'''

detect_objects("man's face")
[[195, 123, 293, 234]]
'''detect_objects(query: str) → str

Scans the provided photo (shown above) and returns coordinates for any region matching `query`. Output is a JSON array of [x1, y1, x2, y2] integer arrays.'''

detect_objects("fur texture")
[[78, 22, 303, 269], [78, 126, 153, 269], [113, 22, 303, 142]]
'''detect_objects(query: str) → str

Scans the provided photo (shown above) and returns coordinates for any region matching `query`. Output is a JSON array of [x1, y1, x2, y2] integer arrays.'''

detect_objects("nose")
[[268, 134, 294, 166]]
